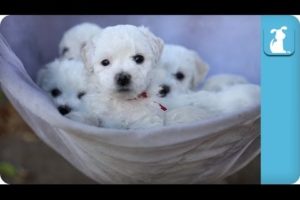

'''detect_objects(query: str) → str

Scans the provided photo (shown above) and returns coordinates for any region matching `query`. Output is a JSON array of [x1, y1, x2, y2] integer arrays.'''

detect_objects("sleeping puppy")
[[147, 70, 259, 125], [36, 59, 101, 126], [59, 22, 102, 60], [81, 24, 166, 129], [165, 84, 260, 125], [159, 44, 209, 91], [147, 60, 260, 126], [202, 74, 248, 92]]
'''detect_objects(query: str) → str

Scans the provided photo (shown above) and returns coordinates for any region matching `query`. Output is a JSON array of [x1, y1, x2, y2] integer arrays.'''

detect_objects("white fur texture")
[[81, 25, 166, 129], [202, 74, 248, 92], [148, 67, 190, 99], [159, 44, 209, 90], [59, 23, 102, 60], [37, 59, 100, 126], [39, 24, 260, 130], [165, 84, 260, 125]]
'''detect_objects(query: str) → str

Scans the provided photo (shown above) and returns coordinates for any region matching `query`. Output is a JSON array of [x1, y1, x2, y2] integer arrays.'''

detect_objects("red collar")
[[127, 91, 167, 111], [127, 91, 148, 101]]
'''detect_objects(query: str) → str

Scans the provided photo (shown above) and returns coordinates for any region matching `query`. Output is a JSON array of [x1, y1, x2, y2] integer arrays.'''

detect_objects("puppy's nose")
[[58, 105, 72, 115], [115, 72, 131, 87], [159, 85, 170, 97]]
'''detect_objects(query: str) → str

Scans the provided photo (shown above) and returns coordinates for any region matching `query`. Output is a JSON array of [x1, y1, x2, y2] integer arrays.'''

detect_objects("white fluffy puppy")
[[37, 59, 101, 126], [159, 44, 209, 91], [202, 74, 248, 92], [165, 84, 260, 125], [148, 67, 189, 99], [59, 23, 102, 60], [147, 63, 259, 126], [81, 25, 167, 129]]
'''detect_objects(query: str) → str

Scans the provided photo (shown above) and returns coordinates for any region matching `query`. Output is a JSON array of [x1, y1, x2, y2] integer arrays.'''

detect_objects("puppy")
[[146, 65, 259, 126], [202, 74, 248, 92], [59, 23, 102, 60], [165, 84, 260, 125], [37, 59, 101, 126], [148, 67, 189, 99], [81, 25, 166, 129], [159, 44, 209, 91]]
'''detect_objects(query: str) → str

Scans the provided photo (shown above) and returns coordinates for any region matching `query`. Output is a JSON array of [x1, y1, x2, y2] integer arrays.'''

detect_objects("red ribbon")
[[128, 91, 167, 111]]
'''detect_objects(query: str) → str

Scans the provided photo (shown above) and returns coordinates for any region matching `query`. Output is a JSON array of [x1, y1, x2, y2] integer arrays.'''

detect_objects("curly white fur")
[[37, 23, 260, 130], [81, 25, 166, 129], [159, 44, 209, 90], [202, 74, 248, 92], [37, 59, 101, 126], [59, 23, 102, 60]]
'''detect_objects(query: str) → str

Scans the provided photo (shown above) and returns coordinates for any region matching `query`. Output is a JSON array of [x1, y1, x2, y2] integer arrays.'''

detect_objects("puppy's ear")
[[138, 26, 164, 64], [191, 51, 209, 89], [36, 67, 47, 87], [270, 29, 277, 34], [81, 39, 96, 73]]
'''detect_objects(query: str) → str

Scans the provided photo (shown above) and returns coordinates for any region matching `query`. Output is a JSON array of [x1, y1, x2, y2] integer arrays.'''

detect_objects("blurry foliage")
[[0, 90, 5, 102], [0, 161, 29, 184], [0, 162, 18, 178]]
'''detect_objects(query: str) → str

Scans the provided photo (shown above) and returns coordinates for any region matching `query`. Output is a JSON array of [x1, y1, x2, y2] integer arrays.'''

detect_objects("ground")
[[0, 94, 259, 184]]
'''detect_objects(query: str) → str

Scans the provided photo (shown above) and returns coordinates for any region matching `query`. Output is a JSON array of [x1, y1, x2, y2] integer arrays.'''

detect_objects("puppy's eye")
[[62, 47, 69, 55], [101, 59, 110, 66], [77, 91, 86, 99], [51, 88, 61, 97], [133, 54, 144, 64], [175, 71, 185, 81]]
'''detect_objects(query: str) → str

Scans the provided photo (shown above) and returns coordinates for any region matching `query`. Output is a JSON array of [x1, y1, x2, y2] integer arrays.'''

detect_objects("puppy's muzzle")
[[115, 72, 132, 88], [58, 105, 72, 115]]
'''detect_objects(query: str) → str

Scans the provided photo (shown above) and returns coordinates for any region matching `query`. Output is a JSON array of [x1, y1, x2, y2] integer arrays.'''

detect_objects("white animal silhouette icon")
[[270, 26, 290, 54]]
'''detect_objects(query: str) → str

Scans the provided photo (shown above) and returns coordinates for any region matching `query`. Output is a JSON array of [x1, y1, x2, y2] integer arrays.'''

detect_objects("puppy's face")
[[149, 68, 188, 98], [160, 44, 209, 90], [37, 59, 88, 116], [82, 25, 164, 99], [59, 23, 102, 60]]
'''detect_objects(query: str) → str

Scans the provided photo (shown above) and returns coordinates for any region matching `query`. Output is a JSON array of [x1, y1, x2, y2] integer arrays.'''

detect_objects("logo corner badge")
[[264, 25, 294, 56]]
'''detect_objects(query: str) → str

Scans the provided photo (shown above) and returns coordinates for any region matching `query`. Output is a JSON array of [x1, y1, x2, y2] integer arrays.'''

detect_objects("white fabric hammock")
[[0, 15, 260, 183]]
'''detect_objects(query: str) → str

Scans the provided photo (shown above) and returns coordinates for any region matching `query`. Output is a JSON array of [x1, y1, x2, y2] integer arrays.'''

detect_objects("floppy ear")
[[281, 26, 287, 31], [81, 39, 96, 74], [36, 67, 48, 87], [270, 29, 277, 34], [191, 51, 209, 89], [138, 26, 164, 65]]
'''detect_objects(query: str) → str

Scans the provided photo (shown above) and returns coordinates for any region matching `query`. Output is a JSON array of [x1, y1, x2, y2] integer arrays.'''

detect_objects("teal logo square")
[[264, 26, 295, 56]]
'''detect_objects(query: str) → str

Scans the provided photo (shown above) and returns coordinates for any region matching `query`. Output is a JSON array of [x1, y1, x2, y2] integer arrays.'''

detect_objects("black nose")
[[159, 85, 170, 97], [115, 72, 131, 87], [58, 105, 72, 115]]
